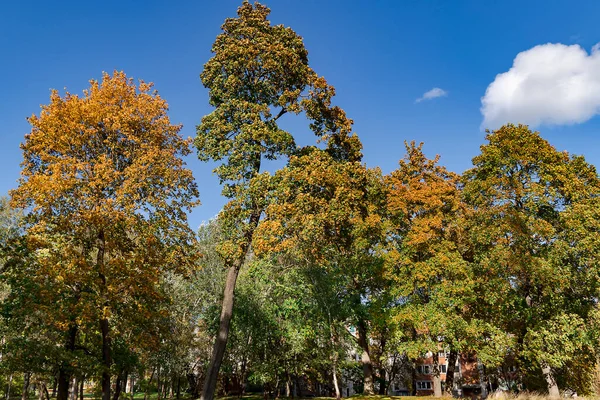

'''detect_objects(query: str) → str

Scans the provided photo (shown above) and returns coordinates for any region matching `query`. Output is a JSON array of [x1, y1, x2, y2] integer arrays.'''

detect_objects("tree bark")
[[22, 373, 30, 400], [79, 379, 84, 400], [200, 264, 241, 400], [69, 377, 78, 400], [332, 361, 341, 400], [541, 362, 559, 398], [144, 368, 155, 400], [432, 353, 442, 398], [378, 367, 387, 395], [51, 377, 58, 399], [6, 374, 13, 400], [157, 369, 162, 400], [186, 372, 199, 400], [43, 385, 49, 400], [113, 372, 123, 400], [201, 201, 261, 400], [100, 317, 111, 400], [356, 320, 374, 395], [98, 229, 111, 400], [445, 349, 458, 396], [57, 326, 78, 400], [330, 327, 341, 400]]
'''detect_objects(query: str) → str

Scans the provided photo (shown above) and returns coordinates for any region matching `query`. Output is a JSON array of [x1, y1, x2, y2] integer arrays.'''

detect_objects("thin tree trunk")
[[113, 372, 123, 400], [432, 352, 442, 398], [97, 229, 111, 400], [541, 362, 559, 398], [157, 369, 162, 400], [378, 367, 386, 395], [100, 317, 111, 400], [51, 377, 58, 399], [200, 264, 241, 400], [356, 320, 374, 395], [478, 361, 488, 399], [6, 374, 13, 400], [22, 373, 31, 400], [69, 377, 78, 400], [445, 349, 458, 396], [144, 368, 155, 400], [57, 326, 78, 400], [39, 383, 50, 400], [176, 377, 181, 400], [79, 379, 84, 400], [330, 327, 341, 400], [200, 205, 261, 400], [332, 360, 341, 400], [122, 372, 129, 396], [43, 385, 50, 400]]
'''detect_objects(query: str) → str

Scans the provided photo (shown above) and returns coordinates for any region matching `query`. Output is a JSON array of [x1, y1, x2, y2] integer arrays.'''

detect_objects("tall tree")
[[255, 146, 385, 394], [196, 2, 360, 399], [463, 124, 600, 396], [385, 142, 492, 397], [10, 71, 199, 400]]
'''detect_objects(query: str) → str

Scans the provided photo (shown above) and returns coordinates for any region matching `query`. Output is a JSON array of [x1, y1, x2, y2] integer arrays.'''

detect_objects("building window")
[[416, 365, 431, 374], [416, 381, 432, 390], [438, 350, 446, 358]]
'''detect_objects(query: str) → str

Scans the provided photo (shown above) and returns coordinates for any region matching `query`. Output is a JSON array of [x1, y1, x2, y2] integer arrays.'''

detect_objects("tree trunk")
[[541, 362, 559, 398], [186, 373, 199, 400], [144, 369, 155, 400], [378, 367, 386, 395], [22, 373, 31, 400], [97, 229, 111, 400], [69, 377, 78, 400], [51, 377, 58, 399], [176, 377, 181, 400], [130, 376, 135, 400], [6, 374, 13, 400], [157, 370, 162, 400], [330, 327, 341, 400], [356, 320, 374, 395], [332, 361, 341, 400], [445, 349, 458, 396], [123, 372, 129, 396], [113, 372, 123, 400], [43, 385, 50, 400], [200, 264, 242, 400], [432, 353, 442, 398], [100, 317, 111, 400], [79, 379, 84, 400], [201, 203, 261, 400], [57, 326, 78, 400], [478, 361, 488, 399], [285, 374, 291, 398]]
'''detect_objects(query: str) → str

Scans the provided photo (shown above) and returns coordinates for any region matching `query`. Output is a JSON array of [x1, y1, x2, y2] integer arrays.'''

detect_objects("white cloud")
[[416, 87, 448, 103], [481, 42, 600, 130]]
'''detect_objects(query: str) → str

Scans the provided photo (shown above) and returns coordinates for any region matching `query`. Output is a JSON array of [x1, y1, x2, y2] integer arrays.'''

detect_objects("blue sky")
[[2, 0, 600, 230]]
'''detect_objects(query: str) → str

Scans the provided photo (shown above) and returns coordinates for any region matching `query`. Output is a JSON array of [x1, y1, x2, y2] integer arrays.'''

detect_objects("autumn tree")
[[10, 71, 199, 400], [255, 145, 386, 395], [385, 142, 507, 397], [463, 124, 600, 396], [195, 2, 361, 399]]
